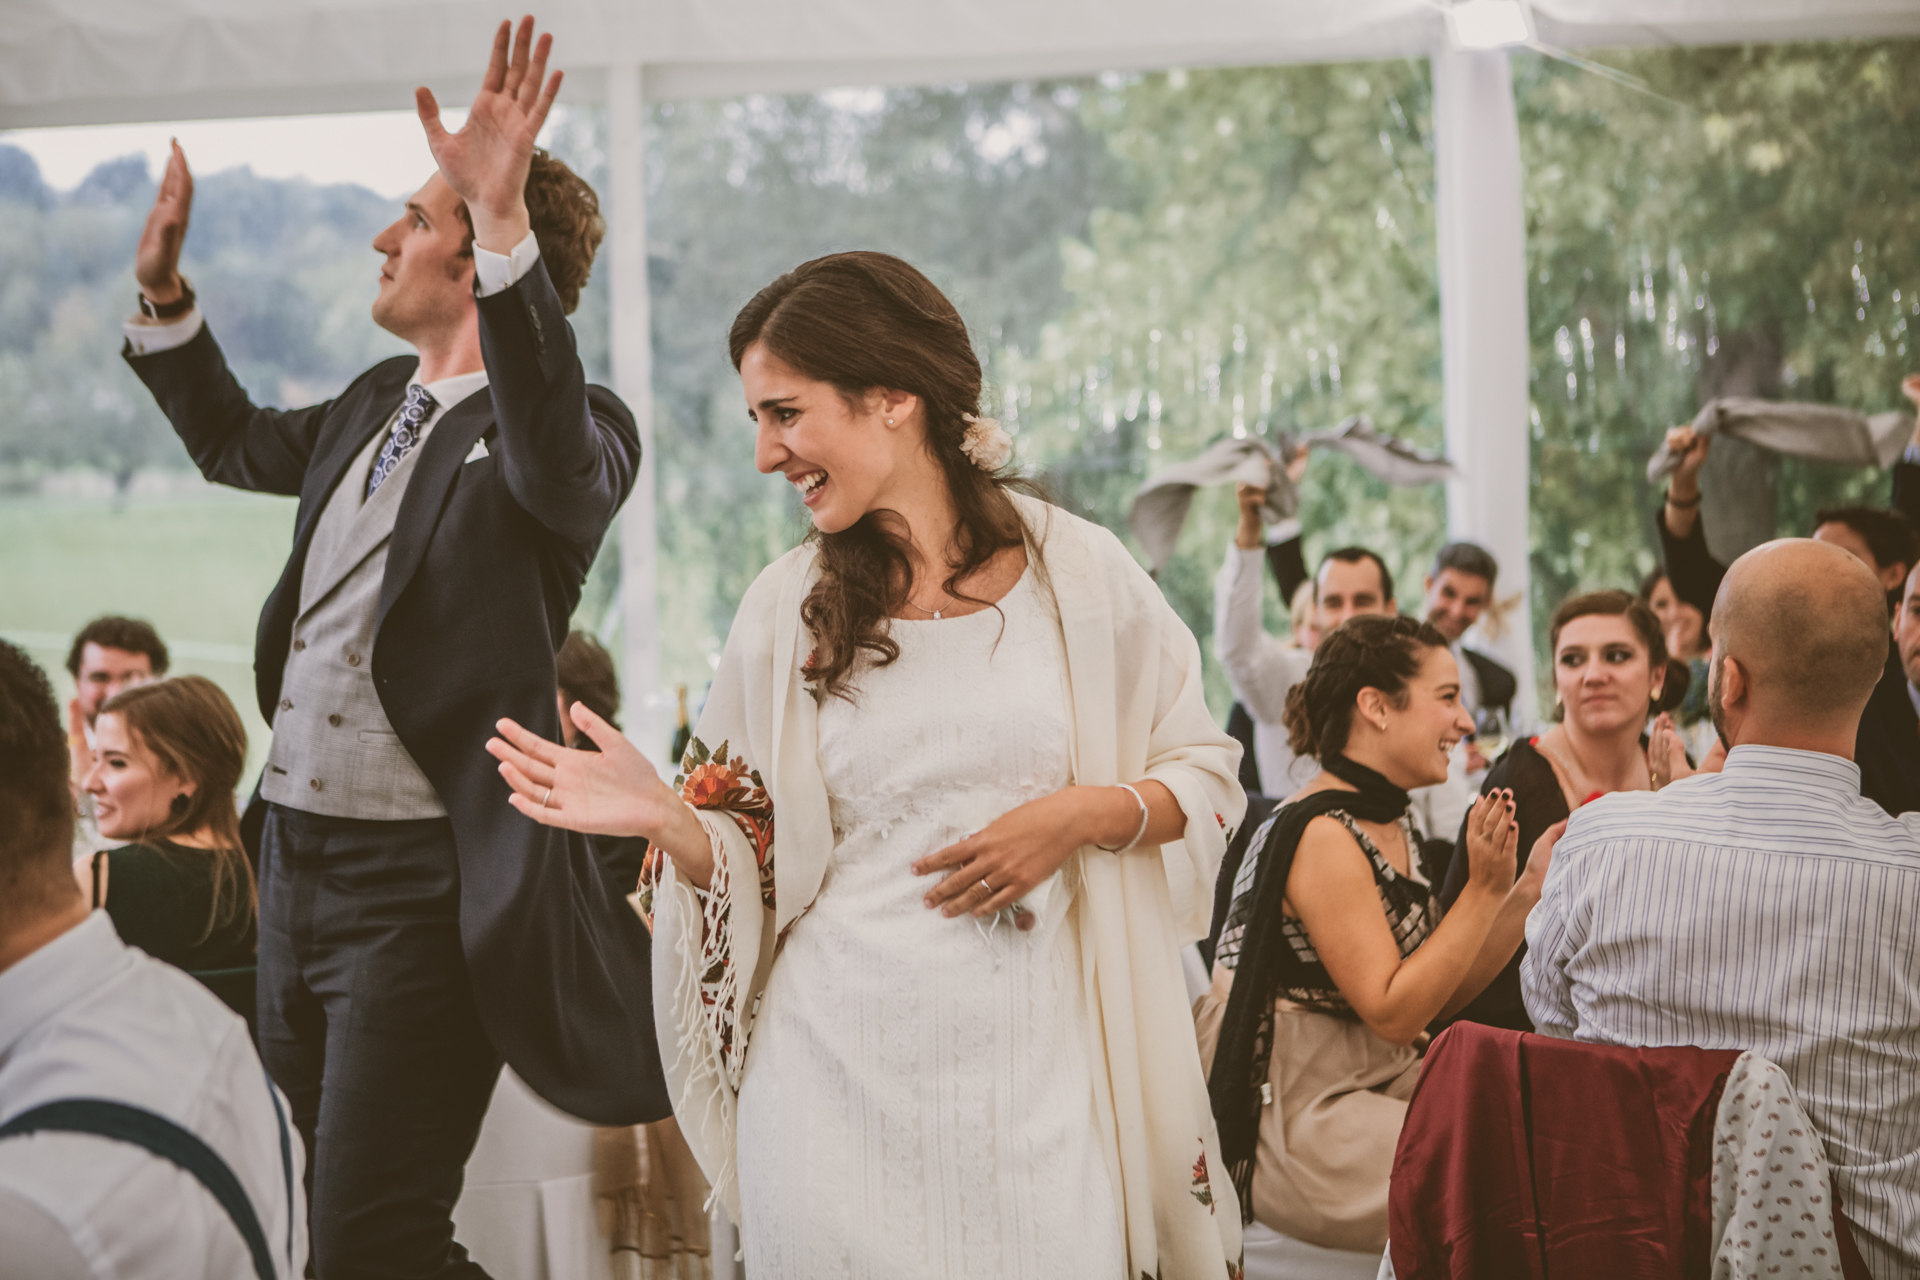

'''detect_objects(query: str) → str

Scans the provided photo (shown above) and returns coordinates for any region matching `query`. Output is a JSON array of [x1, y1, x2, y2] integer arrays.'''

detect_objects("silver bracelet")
[[1096, 783, 1151, 853]]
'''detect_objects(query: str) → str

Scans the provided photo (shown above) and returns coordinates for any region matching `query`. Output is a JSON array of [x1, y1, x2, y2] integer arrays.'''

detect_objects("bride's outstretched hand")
[[488, 703, 686, 842]]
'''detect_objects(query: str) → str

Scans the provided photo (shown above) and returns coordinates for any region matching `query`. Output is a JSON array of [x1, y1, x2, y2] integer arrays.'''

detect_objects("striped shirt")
[[1522, 745, 1920, 1278]]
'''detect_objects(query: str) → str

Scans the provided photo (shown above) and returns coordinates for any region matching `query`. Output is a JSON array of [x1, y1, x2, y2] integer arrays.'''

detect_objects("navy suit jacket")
[[126, 260, 670, 1125]]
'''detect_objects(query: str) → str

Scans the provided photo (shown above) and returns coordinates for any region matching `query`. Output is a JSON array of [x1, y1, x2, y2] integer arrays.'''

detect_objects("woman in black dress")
[[78, 674, 255, 971], [1438, 589, 1681, 1030]]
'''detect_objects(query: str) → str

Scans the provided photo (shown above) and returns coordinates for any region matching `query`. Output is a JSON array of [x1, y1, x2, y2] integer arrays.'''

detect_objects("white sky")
[[0, 108, 472, 198]]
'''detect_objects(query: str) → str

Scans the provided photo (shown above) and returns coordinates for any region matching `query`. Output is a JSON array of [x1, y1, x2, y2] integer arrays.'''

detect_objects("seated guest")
[[1661, 425, 1920, 813], [63, 615, 170, 853], [1215, 478, 1397, 795], [77, 676, 255, 972], [1421, 542, 1516, 723], [0, 641, 306, 1278], [1198, 616, 1551, 1252], [1523, 538, 1920, 1277], [1409, 542, 1515, 849], [1438, 590, 1676, 1031], [1640, 569, 1714, 760]]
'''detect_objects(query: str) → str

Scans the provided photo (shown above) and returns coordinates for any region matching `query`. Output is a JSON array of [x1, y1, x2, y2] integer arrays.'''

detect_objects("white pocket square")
[[465, 439, 489, 463]]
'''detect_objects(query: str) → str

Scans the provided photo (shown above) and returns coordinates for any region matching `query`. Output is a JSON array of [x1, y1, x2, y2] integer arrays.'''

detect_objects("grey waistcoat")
[[258, 423, 445, 819]]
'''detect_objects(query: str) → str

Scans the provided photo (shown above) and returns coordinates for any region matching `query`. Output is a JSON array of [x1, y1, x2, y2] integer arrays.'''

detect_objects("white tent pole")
[[1432, 43, 1537, 728], [608, 62, 667, 761]]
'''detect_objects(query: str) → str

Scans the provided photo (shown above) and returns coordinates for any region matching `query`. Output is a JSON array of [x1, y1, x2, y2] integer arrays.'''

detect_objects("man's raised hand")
[[135, 140, 193, 306], [416, 16, 562, 253]]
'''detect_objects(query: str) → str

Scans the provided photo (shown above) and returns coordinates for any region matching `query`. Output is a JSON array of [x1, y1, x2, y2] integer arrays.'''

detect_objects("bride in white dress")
[[489, 252, 1246, 1279]]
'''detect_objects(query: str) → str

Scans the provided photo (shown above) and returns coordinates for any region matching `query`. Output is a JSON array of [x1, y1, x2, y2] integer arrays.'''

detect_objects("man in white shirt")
[[1213, 480, 1395, 795], [0, 639, 307, 1280], [1522, 538, 1920, 1277]]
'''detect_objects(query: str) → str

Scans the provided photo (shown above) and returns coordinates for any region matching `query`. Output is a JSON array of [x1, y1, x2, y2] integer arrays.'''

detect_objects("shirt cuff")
[[1904, 443, 1920, 466], [123, 310, 204, 356], [1265, 517, 1302, 545], [472, 229, 541, 297]]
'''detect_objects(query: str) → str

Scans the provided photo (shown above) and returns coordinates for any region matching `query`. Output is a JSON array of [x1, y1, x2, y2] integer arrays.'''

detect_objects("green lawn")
[[0, 489, 298, 785]]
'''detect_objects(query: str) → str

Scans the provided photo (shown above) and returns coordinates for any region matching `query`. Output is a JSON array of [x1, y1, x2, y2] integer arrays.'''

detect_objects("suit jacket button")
[[292, 639, 306, 652], [279, 698, 293, 711], [328, 713, 343, 727], [309, 778, 323, 792], [346, 653, 362, 667]]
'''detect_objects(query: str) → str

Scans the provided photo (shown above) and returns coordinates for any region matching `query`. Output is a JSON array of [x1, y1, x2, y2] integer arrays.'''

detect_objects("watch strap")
[[139, 278, 195, 320]]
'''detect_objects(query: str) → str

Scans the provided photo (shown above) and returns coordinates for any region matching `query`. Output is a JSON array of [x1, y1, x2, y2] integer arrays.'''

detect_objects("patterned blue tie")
[[366, 384, 437, 499]]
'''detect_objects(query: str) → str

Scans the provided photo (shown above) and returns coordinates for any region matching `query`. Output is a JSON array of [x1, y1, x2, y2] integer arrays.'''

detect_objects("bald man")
[[1523, 540, 1920, 1278]]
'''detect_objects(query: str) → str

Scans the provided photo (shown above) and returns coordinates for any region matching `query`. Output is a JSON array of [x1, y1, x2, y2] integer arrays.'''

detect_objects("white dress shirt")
[[0, 912, 307, 1280], [1522, 746, 1920, 1278], [1213, 543, 1315, 795]]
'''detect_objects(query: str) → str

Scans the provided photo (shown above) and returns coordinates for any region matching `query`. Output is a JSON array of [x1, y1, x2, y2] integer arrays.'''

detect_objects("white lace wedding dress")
[[733, 569, 1127, 1278]]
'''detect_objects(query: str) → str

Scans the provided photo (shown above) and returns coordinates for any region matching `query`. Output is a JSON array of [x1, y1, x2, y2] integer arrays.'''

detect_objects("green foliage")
[[0, 150, 407, 490], [1516, 41, 1920, 652], [1009, 62, 1448, 709]]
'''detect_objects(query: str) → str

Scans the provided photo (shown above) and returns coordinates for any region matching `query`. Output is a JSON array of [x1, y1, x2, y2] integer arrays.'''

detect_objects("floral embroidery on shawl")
[[1191, 1144, 1217, 1211], [637, 734, 777, 1080], [673, 735, 776, 911]]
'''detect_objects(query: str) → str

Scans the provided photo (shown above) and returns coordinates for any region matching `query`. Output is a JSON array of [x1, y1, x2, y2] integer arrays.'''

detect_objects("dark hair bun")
[[1283, 614, 1450, 760]]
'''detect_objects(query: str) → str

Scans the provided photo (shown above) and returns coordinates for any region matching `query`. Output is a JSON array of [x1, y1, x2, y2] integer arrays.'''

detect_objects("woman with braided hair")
[[1196, 614, 1557, 1253]]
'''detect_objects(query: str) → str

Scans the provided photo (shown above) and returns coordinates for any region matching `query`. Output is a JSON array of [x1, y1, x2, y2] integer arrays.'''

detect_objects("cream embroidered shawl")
[[646, 495, 1247, 1277]]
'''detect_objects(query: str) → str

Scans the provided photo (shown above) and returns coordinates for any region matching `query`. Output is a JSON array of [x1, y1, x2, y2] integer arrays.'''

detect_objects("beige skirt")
[[1194, 966, 1422, 1253]]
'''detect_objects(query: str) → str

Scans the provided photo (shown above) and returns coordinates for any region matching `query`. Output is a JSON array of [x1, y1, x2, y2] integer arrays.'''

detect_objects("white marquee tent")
[[9, 0, 1920, 742]]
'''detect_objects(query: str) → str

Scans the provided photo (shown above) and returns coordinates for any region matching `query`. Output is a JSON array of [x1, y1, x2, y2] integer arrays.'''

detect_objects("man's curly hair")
[[454, 148, 605, 315], [522, 149, 604, 315]]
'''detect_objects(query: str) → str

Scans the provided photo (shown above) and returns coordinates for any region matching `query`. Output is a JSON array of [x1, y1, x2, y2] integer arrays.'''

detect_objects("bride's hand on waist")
[[913, 785, 1143, 930], [488, 703, 714, 887]]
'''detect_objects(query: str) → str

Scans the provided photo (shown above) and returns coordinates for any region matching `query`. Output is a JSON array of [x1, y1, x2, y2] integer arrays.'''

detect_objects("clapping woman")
[[1437, 589, 1677, 1030], [488, 252, 1246, 1277], [1198, 616, 1550, 1253]]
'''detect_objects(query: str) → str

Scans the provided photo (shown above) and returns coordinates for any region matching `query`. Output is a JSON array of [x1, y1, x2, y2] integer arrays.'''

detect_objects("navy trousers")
[[257, 804, 502, 1280]]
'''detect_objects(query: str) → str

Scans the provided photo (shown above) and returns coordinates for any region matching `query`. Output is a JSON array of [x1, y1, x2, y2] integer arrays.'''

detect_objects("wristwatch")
[[138, 277, 196, 320]]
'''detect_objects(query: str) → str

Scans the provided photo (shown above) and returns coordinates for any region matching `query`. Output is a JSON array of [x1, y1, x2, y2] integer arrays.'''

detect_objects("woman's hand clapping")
[[1647, 712, 1695, 791], [1461, 788, 1519, 896]]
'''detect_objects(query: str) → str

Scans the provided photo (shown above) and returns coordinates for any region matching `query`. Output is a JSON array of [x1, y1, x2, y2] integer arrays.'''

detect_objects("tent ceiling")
[[7, 0, 1920, 128]]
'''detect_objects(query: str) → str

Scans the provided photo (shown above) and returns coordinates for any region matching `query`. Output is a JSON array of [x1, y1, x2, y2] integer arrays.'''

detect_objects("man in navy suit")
[[123, 19, 666, 1277]]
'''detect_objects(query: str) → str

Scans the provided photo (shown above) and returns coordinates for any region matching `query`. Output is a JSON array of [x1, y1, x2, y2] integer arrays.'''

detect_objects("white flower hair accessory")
[[959, 414, 1014, 471]]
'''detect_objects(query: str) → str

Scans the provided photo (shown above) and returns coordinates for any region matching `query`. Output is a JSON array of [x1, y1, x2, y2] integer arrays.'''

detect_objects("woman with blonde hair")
[[489, 251, 1246, 1277], [77, 674, 255, 971]]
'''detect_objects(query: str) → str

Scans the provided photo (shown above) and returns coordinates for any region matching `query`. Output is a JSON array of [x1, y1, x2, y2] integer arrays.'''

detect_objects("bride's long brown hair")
[[729, 252, 1037, 700]]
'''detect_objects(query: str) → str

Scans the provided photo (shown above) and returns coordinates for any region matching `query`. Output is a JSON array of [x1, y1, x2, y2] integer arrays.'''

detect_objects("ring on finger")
[[541, 787, 552, 808], [978, 877, 993, 896]]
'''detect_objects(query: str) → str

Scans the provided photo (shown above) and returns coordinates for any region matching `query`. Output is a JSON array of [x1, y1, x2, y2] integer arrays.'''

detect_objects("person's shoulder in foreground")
[[0, 638, 305, 1279], [0, 913, 306, 1279], [1559, 742, 1920, 859]]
